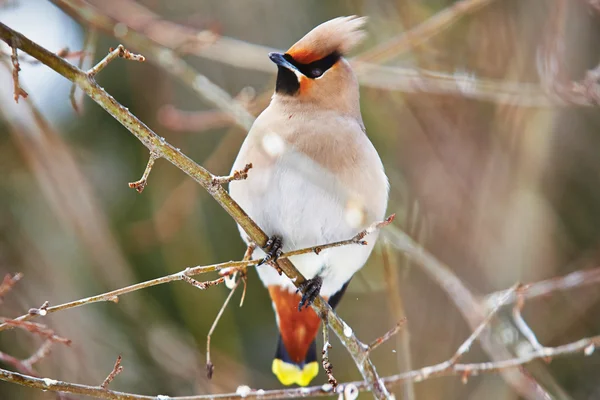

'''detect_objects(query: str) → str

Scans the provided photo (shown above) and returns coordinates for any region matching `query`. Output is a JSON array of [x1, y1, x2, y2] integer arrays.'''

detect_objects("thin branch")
[[366, 318, 407, 354], [9, 37, 27, 102], [100, 355, 123, 389], [286, 214, 395, 257], [87, 44, 144, 77], [206, 280, 240, 379], [321, 322, 337, 389], [128, 151, 159, 193], [483, 267, 600, 311], [211, 163, 253, 186]]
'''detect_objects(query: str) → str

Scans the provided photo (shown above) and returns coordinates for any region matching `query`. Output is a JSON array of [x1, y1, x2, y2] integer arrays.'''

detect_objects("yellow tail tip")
[[272, 359, 319, 386]]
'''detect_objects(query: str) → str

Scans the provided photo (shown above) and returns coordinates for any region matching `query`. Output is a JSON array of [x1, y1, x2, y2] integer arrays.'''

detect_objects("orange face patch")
[[286, 46, 323, 65], [268, 286, 323, 363], [299, 76, 314, 95]]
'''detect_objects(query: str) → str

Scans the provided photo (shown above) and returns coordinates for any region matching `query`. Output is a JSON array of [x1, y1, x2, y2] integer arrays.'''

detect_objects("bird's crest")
[[287, 16, 367, 64]]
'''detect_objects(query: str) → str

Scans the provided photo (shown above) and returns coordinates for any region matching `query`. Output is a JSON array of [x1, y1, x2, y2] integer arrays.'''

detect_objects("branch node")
[[101, 355, 123, 389], [128, 152, 159, 193], [88, 44, 145, 77], [211, 163, 253, 186], [28, 301, 49, 316]]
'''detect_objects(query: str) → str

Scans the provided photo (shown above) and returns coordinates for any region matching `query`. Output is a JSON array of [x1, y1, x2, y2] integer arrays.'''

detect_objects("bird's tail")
[[272, 334, 318, 386]]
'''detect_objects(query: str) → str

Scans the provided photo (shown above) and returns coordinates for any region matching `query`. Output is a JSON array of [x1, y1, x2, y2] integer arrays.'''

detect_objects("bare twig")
[[211, 163, 253, 186], [9, 37, 27, 102], [0, 261, 251, 332], [206, 280, 240, 379], [181, 275, 225, 290], [128, 152, 159, 193], [2, 333, 600, 399], [321, 322, 337, 389], [0, 272, 23, 301], [366, 319, 407, 354], [22, 339, 54, 369], [100, 355, 123, 389], [88, 44, 144, 77]]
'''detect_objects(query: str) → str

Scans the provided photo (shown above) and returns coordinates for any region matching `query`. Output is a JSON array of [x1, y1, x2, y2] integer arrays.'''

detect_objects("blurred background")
[[1, 0, 600, 399]]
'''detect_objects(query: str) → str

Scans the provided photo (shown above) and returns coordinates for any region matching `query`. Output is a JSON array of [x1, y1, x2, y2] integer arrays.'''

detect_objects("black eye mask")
[[283, 51, 341, 79]]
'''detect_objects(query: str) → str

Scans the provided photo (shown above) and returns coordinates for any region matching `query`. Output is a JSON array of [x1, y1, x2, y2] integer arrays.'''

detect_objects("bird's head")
[[269, 16, 367, 116]]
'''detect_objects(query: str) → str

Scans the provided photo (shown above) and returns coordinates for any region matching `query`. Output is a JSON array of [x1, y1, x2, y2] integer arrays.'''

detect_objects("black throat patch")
[[275, 66, 300, 95]]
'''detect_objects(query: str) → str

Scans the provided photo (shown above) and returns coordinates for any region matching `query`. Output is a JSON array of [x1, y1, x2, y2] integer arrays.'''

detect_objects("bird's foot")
[[258, 235, 283, 267], [297, 276, 323, 311]]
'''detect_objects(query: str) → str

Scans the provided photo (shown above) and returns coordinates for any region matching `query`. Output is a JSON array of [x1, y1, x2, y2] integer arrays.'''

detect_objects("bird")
[[229, 16, 389, 387]]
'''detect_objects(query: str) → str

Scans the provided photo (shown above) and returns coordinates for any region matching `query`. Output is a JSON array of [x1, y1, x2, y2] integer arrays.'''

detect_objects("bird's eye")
[[311, 68, 323, 78]]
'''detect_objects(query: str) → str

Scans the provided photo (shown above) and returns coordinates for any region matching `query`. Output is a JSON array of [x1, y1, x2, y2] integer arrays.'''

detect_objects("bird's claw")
[[258, 235, 283, 266], [297, 276, 323, 311]]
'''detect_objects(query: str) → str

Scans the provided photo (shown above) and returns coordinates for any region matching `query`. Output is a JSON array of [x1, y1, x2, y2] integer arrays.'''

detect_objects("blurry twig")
[[356, 0, 497, 63], [381, 241, 415, 400], [70, 28, 97, 113], [366, 319, 407, 354], [100, 355, 123, 389], [483, 267, 600, 310], [0, 273, 23, 302], [512, 293, 545, 354], [52, 0, 569, 108]]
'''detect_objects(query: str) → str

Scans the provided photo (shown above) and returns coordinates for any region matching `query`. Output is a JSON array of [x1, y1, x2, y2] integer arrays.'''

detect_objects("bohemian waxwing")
[[229, 15, 389, 386]]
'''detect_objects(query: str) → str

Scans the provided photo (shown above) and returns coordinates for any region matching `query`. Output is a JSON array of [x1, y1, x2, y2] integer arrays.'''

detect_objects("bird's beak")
[[269, 52, 299, 73]]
